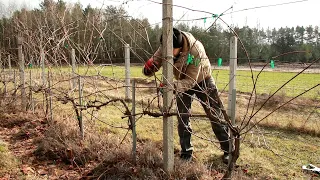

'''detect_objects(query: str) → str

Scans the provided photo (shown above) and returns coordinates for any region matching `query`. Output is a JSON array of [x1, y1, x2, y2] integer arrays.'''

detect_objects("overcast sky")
[[1, 0, 319, 29]]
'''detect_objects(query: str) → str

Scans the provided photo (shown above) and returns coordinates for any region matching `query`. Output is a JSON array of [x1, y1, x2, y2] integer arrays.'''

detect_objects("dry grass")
[[32, 115, 236, 180], [0, 140, 19, 177], [82, 140, 216, 180], [35, 118, 109, 165]]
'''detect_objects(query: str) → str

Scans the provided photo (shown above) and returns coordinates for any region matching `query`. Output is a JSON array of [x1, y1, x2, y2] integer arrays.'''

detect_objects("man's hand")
[[158, 83, 178, 96], [144, 58, 154, 70], [143, 58, 157, 76]]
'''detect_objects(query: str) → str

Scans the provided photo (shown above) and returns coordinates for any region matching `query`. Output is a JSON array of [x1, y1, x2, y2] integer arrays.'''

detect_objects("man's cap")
[[160, 28, 183, 48]]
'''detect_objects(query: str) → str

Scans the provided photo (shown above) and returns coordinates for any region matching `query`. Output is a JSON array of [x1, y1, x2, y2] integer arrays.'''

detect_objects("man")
[[142, 28, 230, 164]]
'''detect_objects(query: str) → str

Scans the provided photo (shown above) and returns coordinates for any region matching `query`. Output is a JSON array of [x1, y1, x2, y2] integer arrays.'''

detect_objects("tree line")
[[0, 0, 319, 66]]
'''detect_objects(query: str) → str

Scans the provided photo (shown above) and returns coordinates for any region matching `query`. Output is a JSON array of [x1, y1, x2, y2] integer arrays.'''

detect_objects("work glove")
[[143, 58, 157, 76]]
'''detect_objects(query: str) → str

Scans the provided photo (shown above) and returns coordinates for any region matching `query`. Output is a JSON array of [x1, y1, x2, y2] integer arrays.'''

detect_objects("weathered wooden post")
[[78, 76, 84, 139], [227, 36, 237, 165], [17, 36, 26, 110], [131, 80, 136, 164], [29, 70, 34, 112], [71, 48, 77, 89], [162, 0, 174, 173], [13, 69, 17, 106], [0, 52, 2, 70], [124, 44, 131, 100], [48, 71, 53, 122], [41, 49, 46, 86], [8, 55, 11, 71]]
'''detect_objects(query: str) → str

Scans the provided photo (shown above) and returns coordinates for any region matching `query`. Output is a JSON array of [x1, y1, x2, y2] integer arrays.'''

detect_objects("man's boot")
[[222, 153, 229, 164], [180, 154, 192, 162]]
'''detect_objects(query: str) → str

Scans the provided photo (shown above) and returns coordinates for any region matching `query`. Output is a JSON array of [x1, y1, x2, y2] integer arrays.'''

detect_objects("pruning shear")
[[302, 164, 320, 175]]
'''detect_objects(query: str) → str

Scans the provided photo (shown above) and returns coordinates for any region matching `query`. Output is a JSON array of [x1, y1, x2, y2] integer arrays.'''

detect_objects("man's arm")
[[142, 46, 163, 76]]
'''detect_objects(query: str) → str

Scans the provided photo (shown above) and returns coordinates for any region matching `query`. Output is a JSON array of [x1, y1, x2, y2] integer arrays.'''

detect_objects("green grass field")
[[55, 65, 319, 99], [213, 69, 319, 99], [24, 65, 319, 99]]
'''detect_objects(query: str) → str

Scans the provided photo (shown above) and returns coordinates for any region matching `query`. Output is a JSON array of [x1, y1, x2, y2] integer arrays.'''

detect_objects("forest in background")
[[0, 0, 319, 66]]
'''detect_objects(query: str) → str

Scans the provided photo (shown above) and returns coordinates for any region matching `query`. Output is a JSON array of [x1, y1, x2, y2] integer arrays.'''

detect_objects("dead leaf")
[[21, 165, 34, 174], [37, 169, 48, 175]]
